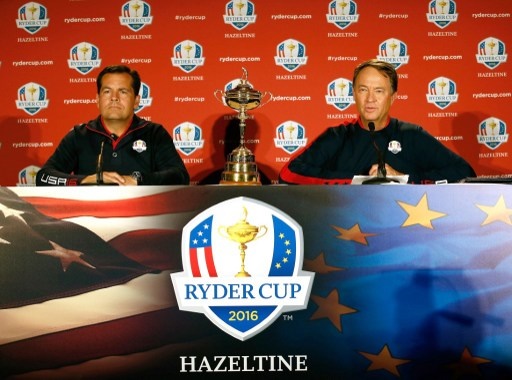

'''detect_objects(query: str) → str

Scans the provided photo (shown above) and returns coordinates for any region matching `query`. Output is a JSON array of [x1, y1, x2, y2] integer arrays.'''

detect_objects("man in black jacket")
[[36, 65, 189, 186], [279, 59, 475, 184]]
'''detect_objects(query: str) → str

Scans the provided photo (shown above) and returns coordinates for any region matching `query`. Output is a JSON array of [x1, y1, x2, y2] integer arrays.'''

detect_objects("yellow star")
[[304, 252, 344, 274], [36, 240, 96, 272], [310, 289, 357, 332], [331, 224, 376, 245], [446, 347, 491, 378], [397, 193, 446, 229], [359, 344, 410, 377], [476, 195, 512, 226]]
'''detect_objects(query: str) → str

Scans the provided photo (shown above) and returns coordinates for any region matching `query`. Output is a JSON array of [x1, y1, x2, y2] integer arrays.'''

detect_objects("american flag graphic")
[[188, 215, 218, 277], [123, 2, 131, 17]]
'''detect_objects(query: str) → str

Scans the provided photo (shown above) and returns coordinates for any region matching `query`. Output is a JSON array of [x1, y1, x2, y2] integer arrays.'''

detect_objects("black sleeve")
[[407, 127, 476, 183], [142, 125, 190, 185], [36, 129, 87, 186], [279, 127, 353, 185]]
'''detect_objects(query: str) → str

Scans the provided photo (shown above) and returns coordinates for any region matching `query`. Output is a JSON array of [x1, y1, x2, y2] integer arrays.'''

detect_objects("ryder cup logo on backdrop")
[[274, 121, 308, 154], [171, 40, 205, 73], [171, 197, 314, 341], [68, 42, 102, 75], [326, 0, 359, 30], [426, 77, 458, 110], [223, 0, 256, 30], [326, 78, 355, 111], [377, 38, 410, 70], [476, 37, 508, 70], [119, 0, 153, 32], [134, 82, 152, 113], [477, 117, 508, 150], [426, 0, 458, 29], [16, 2, 49, 35], [275, 39, 308, 73], [173, 122, 205, 156], [16, 82, 49, 116]]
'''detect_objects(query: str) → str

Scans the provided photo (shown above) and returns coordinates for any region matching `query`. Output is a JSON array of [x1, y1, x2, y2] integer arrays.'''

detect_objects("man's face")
[[96, 73, 140, 123], [353, 66, 397, 129]]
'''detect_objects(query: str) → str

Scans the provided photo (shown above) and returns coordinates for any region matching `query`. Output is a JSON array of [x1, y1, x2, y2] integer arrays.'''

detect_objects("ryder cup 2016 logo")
[[134, 82, 152, 113], [274, 121, 308, 154], [426, 0, 458, 29], [224, 0, 256, 30], [173, 122, 205, 156], [16, 82, 49, 116], [326, 0, 359, 30], [326, 77, 355, 111], [275, 39, 308, 73], [377, 38, 410, 70], [18, 165, 40, 186], [426, 77, 458, 110], [171, 40, 205, 73], [478, 117, 508, 150], [16, 2, 49, 35], [171, 197, 314, 341], [476, 37, 508, 70], [68, 42, 102, 75], [119, 0, 153, 32]]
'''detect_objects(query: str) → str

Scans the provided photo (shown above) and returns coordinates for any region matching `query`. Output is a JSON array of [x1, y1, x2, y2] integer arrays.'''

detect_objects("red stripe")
[[0, 307, 220, 377], [189, 248, 200, 277], [109, 229, 182, 270], [204, 246, 218, 277]]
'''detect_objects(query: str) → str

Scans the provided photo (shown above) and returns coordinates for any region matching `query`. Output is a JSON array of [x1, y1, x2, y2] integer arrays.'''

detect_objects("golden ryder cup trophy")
[[218, 207, 267, 277], [214, 67, 272, 185]]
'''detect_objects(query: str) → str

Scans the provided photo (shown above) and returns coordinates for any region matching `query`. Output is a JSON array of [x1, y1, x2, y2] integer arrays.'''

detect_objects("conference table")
[[1, 184, 511, 379]]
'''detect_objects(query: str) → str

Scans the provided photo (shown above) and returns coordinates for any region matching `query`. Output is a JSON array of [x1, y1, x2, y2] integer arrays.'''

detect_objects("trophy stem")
[[238, 107, 247, 147], [236, 243, 251, 277]]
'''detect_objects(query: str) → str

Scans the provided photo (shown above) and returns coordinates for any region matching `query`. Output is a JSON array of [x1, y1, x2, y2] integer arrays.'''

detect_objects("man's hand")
[[369, 163, 404, 177], [80, 172, 137, 185]]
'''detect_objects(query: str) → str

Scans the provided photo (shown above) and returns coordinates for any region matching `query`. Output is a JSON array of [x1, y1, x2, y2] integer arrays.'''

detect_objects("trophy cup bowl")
[[218, 207, 267, 277], [214, 67, 272, 185]]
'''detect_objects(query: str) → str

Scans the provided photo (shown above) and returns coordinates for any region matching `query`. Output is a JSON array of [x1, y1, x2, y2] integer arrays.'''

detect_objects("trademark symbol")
[[282, 314, 293, 321]]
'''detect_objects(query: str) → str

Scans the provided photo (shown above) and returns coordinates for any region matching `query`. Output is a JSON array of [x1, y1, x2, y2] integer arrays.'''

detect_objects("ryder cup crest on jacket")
[[171, 197, 314, 341]]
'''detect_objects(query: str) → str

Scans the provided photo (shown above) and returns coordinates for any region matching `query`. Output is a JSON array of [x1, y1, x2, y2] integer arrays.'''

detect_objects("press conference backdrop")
[[0, 0, 510, 186]]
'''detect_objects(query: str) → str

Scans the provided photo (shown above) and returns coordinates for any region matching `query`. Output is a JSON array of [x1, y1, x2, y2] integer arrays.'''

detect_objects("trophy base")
[[219, 145, 261, 186], [235, 270, 251, 278]]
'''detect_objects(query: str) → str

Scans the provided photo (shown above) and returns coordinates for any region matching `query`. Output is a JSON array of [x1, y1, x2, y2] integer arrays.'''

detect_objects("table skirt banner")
[[1, 184, 512, 379]]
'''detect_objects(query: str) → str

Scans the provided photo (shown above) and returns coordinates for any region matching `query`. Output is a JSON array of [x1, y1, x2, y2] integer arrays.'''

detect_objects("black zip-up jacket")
[[36, 115, 190, 186], [279, 117, 476, 184]]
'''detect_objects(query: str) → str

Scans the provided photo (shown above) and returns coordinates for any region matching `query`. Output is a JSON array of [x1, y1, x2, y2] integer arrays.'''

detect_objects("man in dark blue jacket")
[[36, 65, 189, 186], [279, 59, 475, 184]]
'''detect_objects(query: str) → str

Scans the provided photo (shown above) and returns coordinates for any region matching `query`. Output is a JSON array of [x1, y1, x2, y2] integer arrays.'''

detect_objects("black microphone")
[[363, 122, 395, 185], [369, 122, 386, 178], [96, 140, 105, 184]]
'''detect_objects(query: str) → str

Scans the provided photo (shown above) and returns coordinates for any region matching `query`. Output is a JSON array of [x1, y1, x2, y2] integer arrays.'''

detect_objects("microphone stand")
[[82, 139, 118, 186], [362, 122, 398, 185]]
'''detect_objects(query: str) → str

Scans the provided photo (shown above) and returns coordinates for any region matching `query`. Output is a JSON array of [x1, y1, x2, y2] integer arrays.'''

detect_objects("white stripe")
[[196, 247, 211, 277], [11, 185, 185, 201], [65, 212, 196, 241], [1, 270, 176, 345]]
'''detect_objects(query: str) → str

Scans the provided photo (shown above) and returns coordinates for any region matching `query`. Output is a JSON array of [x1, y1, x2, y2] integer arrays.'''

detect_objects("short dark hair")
[[96, 65, 141, 95], [353, 59, 398, 93]]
